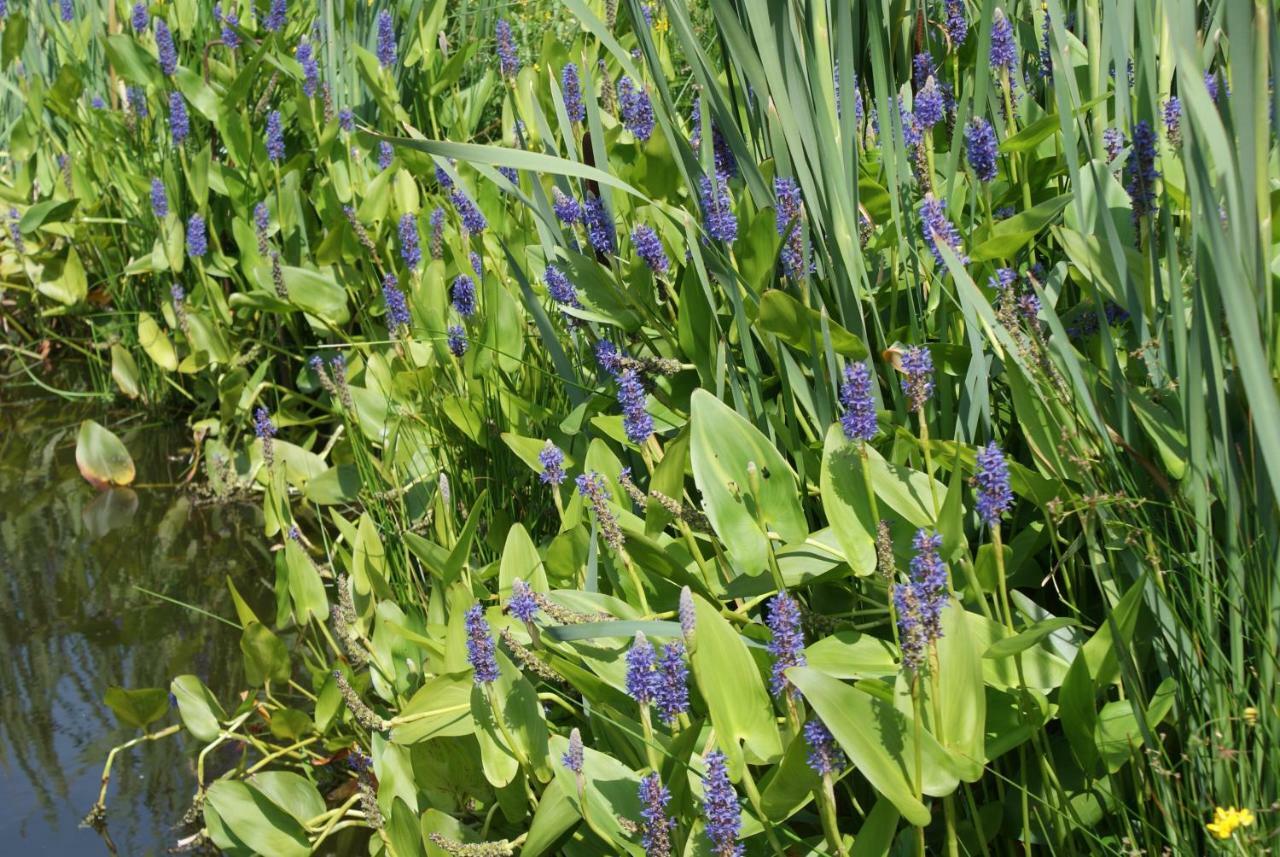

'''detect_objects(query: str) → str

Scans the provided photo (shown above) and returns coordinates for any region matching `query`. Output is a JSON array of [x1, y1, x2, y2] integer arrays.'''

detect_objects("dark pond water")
[[0, 390, 272, 855]]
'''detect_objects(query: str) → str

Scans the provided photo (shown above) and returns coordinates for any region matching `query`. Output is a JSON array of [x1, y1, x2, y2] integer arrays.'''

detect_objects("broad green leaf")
[[934, 603, 986, 780], [789, 667, 961, 825], [170, 675, 226, 742], [240, 621, 290, 686], [388, 797, 425, 857], [103, 686, 169, 730], [1081, 577, 1145, 687], [252, 263, 350, 325], [1, 13, 27, 68], [268, 708, 313, 740], [383, 136, 647, 200], [76, 420, 135, 488], [283, 539, 329, 624], [862, 445, 942, 528], [548, 733, 645, 855], [850, 798, 901, 857], [498, 523, 548, 595], [204, 780, 310, 857], [138, 312, 178, 371], [689, 389, 806, 575], [1128, 391, 1189, 481], [520, 776, 577, 857], [250, 772, 326, 827], [1059, 650, 1097, 770], [391, 672, 476, 744], [109, 344, 141, 399], [38, 247, 88, 305], [984, 617, 1080, 659], [302, 464, 362, 504], [688, 594, 781, 777], [19, 198, 78, 232], [757, 290, 868, 357], [804, 630, 899, 679], [819, 424, 878, 576], [105, 33, 161, 85]]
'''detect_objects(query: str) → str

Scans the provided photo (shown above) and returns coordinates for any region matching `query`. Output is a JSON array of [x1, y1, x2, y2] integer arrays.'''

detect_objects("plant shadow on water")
[[0, 393, 271, 855]]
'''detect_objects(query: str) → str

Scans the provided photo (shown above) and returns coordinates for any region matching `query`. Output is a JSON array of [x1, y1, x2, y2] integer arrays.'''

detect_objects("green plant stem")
[[917, 409, 941, 520], [738, 763, 788, 857], [817, 773, 849, 857], [992, 524, 1014, 631], [485, 684, 530, 770], [638, 705, 661, 773]]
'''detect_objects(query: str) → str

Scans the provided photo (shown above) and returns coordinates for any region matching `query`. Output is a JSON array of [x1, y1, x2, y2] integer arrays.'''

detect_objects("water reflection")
[[0, 396, 270, 855]]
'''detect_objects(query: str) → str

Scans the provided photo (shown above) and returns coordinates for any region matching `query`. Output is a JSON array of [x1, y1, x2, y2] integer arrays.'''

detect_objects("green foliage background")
[[0, 0, 1276, 854]]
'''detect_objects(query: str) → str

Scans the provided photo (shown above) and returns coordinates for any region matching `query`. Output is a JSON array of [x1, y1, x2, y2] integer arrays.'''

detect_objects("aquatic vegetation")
[[0, 0, 1275, 855]]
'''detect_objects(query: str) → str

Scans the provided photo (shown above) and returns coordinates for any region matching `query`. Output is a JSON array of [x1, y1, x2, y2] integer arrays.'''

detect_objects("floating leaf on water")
[[75, 420, 136, 488]]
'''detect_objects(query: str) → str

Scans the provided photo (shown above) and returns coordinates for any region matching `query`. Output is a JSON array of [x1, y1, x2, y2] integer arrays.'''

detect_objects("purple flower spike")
[[804, 718, 846, 776], [919, 193, 968, 265], [638, 773, 676, 857], [562, 727, 584, 773], [398, 213, 421, 270], [495, 19, 519, 78], [264, 0, 287, 33], [150, 178, 169, 219], [447, 324, 468, 356], [383, 274, 411, 331], [699, 175, 737, 243], [839, 362, 878, 442], [766, 592, 805, 699], [297, 42, 319, 97], [617, 76, 655, 142], [701, 750, 743, 857], [562, 63, 585, 123], [156, 19, 178, 76], [631, 225, 669, 275], [451, 274, 477, 318], [617, 369, 653, 444], [168, 91, 189, 145], [1163, 97, 1182, 145], [965, 117, 998, 183], [451, 188, 487, 234], [465, 605, 500, 684], [678, 587, 696, 642], [508, 579, 539, 623], [625, 632, 660, 704], [894, 530, 948, 673], [974, 441, 1013, 525], [583, 194, 615, 255], [265, 110, 285, 162], [538, 440, 566, 485], [545, 264, 580, 308], [655, 641, 689, 725], [552, 189, 582, 225], [376, 10, 397, 69], [186, 214, 208, 258], [915, 76, 945, 129], [221, 8, 240, 49], [1125, 120, 1159, 228], [944, 0, 968, 46], [899, 345, 935, 413], [990, 8, 1018, 74]]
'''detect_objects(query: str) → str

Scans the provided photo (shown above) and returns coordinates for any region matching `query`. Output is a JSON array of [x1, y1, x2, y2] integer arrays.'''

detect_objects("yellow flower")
[[1206, 806, 1255, 840], [654, 15, 669, 34]]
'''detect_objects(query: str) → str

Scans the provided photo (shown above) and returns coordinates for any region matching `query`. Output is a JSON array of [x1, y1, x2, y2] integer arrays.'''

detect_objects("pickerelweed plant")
[[0, 0, 1276, 855]]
